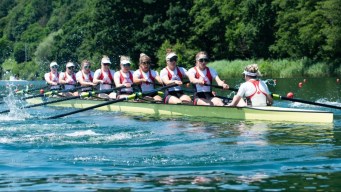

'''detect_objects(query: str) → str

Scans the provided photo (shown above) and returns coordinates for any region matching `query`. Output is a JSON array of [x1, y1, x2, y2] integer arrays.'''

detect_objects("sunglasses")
[[141, 61, 151, 65], [51, 66, 58, 69], [103, 63, 110, 66], [169, 57, 178, 62], [198, 58, 209, 63], [68, 66, 75, 70], [122, 63, 131, 67], [84, 65, 90, 69]]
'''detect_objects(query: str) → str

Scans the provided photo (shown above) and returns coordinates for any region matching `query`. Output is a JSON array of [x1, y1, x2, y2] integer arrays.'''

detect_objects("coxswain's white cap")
[[242, 71, 258, 77], [66, 62, 75, 68], [101, 57, 111, 64], [166, 53, 177, 61], [50, 61, 58, 67]]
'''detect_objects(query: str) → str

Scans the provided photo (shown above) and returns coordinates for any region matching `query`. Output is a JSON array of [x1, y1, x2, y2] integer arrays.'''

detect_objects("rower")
[[160, 49, 192, 104], [114, 55, 134, 99], [76, 59, 96, 92], [59, 61, 78, 96], [44, 61, 61, 90], [228, 64, 273, 107], [93, 55, 116, 99], [133, 53, 163, 102], [187, 51, 229, 106]]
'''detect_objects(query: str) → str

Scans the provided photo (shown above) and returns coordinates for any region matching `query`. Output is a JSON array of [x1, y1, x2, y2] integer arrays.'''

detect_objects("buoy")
[[287, 92, 294, 98], [337, 78, 340, 83], [298, 82, 303, 88], [40, 89, 44, 94], [303, 79, 307, 83]]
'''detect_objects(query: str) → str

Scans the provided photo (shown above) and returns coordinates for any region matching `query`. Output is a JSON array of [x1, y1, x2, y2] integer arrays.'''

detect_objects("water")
[[0, 79, 340, 191]]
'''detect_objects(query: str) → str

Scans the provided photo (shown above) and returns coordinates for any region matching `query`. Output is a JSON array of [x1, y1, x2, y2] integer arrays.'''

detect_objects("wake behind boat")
[[26, 97, 333, 123]]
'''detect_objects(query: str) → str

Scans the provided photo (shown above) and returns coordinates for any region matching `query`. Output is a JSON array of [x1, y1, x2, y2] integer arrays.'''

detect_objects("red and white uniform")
[[76, 70, 94, 91], [113, 70, 134, 93], [160, 67, 187, 92], [133, 69, 158, 92], [44, 72, 60, 90], [188, 66, 217, 92], [93, 69, 115, 90], [59, 72, 77, 90], [237, 79, 270, 106]]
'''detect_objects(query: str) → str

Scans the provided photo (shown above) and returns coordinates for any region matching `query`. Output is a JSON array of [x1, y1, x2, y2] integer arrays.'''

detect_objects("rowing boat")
[[25, 97, 333, 123]]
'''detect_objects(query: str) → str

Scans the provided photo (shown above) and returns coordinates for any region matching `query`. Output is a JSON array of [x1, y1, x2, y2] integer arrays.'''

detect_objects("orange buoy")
[[287, 92, 294, 98], [40, 89, 44, 94], [298, 82, 303, 88]]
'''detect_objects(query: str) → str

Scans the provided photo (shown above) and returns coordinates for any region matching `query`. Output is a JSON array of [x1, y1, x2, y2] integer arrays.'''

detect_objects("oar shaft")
[[46, 98, 127, 119], [23, 96, 80, 109], [202, 83, 238, 92], [273, 94, 341, 110]]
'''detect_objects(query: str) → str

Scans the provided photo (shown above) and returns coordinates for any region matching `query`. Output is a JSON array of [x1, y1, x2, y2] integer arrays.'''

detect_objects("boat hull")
[[26, 97, 334, 123]]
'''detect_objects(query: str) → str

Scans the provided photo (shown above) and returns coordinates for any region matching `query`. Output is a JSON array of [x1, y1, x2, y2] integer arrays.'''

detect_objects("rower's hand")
[[222, 83, 229, 90], [51, 82, 58, 86], [174, 80, 182, 85], [124, 83, 131, 88], [197, 79, 205, 85]]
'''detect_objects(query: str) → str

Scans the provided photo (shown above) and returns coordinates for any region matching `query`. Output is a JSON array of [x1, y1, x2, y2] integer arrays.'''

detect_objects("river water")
[[0, 78, 340, 191]]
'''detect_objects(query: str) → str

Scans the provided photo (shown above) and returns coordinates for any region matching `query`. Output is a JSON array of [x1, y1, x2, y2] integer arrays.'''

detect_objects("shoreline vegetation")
[[209, 58, 341, 78], [1, 58, 340, 80]]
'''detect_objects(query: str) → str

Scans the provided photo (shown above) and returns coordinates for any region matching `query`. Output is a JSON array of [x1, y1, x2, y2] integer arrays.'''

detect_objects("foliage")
[[0, 0, 341, 79]]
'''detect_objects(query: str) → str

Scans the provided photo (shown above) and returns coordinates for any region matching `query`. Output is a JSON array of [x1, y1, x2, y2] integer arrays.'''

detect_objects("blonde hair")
[[195, 51, 208, 61], [244, 64, 262, 77], [139, 53, 150, 64], [81, 59, 90, 67]]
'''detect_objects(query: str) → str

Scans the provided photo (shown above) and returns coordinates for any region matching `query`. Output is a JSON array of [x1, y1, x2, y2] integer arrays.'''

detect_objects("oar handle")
[[272, 94, 341, 110]]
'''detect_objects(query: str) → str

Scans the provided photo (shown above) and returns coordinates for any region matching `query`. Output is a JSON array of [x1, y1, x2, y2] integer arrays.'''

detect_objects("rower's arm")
[[215, 76, 229, 89]]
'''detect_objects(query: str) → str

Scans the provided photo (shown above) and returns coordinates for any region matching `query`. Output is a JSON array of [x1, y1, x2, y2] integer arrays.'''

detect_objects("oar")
[[0, 86, 128, 114], [15, 85, 50, 94], [0, 96, 80, 114], [201, 83, 239, 92], [20, 85, 92, 100], [272, 94, 341, 110], [45, 83, 177, 119]]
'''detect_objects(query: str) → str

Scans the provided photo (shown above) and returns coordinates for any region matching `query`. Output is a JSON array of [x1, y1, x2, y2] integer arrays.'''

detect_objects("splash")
[[1, 83, 31, 120]]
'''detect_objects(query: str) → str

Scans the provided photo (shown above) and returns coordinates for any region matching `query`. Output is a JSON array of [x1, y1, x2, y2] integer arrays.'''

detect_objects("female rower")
[[44, 61, 61, 90], [114, 56, 134, 99], [59, 61, 78, 96], [228, 64, 273, 107], [76, 59, 96, 92], [160, 50, 192, 104], [188, 51, 229, 106], [93, 55, 116, 99], [133, 53, 163, 102]]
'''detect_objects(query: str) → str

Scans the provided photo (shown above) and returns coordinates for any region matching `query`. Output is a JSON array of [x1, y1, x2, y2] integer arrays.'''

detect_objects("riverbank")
[[209, 58, 341, 78]]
